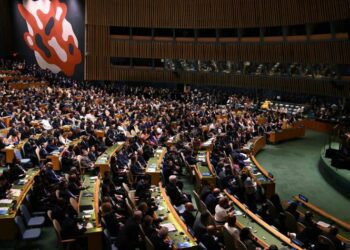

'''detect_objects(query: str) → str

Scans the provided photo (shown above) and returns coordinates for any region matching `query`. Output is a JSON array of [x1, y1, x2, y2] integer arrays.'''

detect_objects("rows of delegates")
[[0, 60, 347, 250]]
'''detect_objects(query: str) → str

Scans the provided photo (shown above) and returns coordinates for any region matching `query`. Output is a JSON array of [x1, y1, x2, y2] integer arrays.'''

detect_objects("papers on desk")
[[197, 154, 206, 163], [177, 242, 191, 248], [233, 210, 243, 216], [50, 150, 60, 155], [156, 149, 163, 154], [89, 176, 98, 180], [16, 179, 27, 185], [147, 163, 157, 172], [160, 223, 177, 232], [174, 204, 185, 214], [78, 222, 93, 230], [0, 207, 9, 215], [82, 192, 94, 197], [202, 172, 211, 176], [0, 199, 13, 204], [317, 221, 330, 228], [82, 209, 94, 215], [10, 189, 21, 197]]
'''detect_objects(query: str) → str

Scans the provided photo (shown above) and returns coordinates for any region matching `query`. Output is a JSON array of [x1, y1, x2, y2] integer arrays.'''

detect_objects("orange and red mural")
[[17, 0, 82, 76]]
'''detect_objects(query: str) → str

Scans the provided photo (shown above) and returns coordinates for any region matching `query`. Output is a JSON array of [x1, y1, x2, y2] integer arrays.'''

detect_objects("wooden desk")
[[194, 150, 216, 190], [250, 136, 266, 156], [2, 135, 40, 164], [95, 142, 124, 177], [151, 184, 197, 249], [0, 128, 10, 137], [267, 127, 305, 144], [294, 119, 335, 134], [240, 136, 275, 198], [241, 136, 266, 155], [146, 147, 167, 185], [94, 130, 105, 139], [0, 168, 40, 240], [47, 138, 82, 171], [0, 116, 11, 127], [78, 175, 102, 250], [224, 190, 302, 250], [287, 196, 350, 242]]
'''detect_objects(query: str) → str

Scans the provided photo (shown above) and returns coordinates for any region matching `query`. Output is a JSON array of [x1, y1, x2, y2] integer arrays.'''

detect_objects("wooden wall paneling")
[[86, 0, 350, 28], [105, 39, 350, 64]]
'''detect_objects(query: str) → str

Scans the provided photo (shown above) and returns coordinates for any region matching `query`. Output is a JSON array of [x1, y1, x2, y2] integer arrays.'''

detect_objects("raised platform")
[[319, 144, 350, 199]]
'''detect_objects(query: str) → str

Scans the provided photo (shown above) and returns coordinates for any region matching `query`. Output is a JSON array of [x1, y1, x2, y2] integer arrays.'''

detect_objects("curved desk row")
[[47, 138, 83, 171], [225, 190, 302, 250], [151, 184, 197, 249], [0, 168, 40, 240], [78, 175, 103, 250], [94, 142, 125, 177], [194, 150, 216, 189], [242, 136, 276, 199], [267, 127, 305, 144], [146, 147, 167, 185], [283, 195, 350, 243]]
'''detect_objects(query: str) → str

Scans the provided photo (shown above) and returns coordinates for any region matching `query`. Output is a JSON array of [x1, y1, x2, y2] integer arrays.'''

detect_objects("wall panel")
[[84, 65, 350, 97], [103, 40, 350, 64], [86, 0, 350, 28]]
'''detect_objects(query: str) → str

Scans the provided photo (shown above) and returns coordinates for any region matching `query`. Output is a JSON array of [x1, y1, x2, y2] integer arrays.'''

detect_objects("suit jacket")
[[166, 182, 185, 206], [201, 233, 221, 250], [181, 210, 195, 228], [205, 193, 219, 215], [117, 217, 141, 250]]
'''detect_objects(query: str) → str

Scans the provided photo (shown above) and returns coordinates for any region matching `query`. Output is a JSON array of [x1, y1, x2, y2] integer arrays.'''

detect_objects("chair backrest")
[[198, 242, 208, 250], [145, 235, 155, 250], [122, 182, 130, 193], [222, 226, 236, 250], [266, 199, 277, 219], [14, 149, 23, 160], [69, 197, 79, 213], [103, 229, 113, 250], [127, 191, 136, 208], [55, 189, 60, 199], [100, 217, 107, 228], [52, 219, 63, 242], [193, 190, 206, 214], [47, 210, 53, 221], [318, 235, 336, 250], [297, 221, 306, 233], [285, 211, 297, 233], [125, 198, 134, 216], [20, 204, 31, 224], [139, 224, 146, 240], [14, 216, 26, 236], [127, 170, 136, 185], [25, 193, 31, 203], [236, 239, 248, 250]]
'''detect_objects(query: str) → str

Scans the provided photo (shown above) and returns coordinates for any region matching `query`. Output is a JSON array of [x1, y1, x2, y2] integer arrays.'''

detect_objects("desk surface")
[[289, 196, 350, 241], [78, 175, 102, 233], [225, 190, 302, 250], [95, 142, 124, 166], [146, 147, 167, 173], [0, 168, 40, 219], [195, 150, 215, 178], [152, 184, 197, 249]]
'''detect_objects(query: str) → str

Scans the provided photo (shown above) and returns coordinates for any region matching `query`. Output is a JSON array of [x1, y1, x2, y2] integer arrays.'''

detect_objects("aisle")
[[256, 130, 350, 223]]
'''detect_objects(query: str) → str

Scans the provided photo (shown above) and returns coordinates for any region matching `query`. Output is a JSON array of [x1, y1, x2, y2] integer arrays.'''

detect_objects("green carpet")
[[0, 226, 58, 250], [256, 130, 350, 223]]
